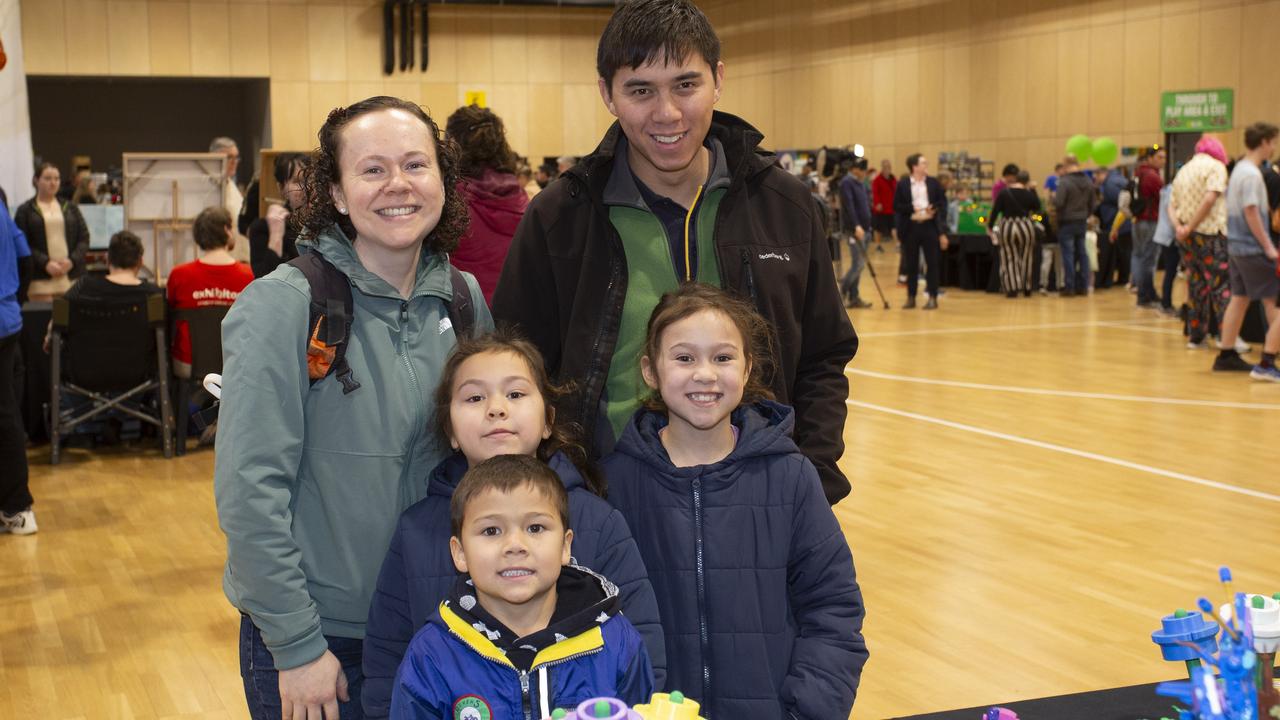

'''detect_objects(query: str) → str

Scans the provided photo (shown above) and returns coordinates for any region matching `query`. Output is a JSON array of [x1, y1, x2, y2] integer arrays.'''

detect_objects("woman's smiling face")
[[330, 108, 445, 254]]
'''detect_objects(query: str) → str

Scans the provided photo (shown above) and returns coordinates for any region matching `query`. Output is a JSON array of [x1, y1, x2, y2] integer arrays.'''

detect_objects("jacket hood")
[[426, 450, 587, 499], [459, 170, 528, 232], [295, 222, 454, 302], [611, 400, 800, 479], [435, 564, 620, 672], [563, 111, 773, 197]]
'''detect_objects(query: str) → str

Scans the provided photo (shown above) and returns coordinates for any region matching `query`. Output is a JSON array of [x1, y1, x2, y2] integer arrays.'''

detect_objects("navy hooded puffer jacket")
[[603, 401, 867, 720], [362, 450, 666, 719]]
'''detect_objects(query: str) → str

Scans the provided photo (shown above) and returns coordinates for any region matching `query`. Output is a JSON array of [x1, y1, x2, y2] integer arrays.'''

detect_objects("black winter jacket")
[[13, 198, 90, 282], [603, 401, 867, 719], [491, 112, 858, 504]]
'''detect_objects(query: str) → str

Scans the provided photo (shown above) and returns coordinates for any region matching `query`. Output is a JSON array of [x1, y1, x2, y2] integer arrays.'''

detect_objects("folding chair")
[[49, 293, 174, 464], [172, 305, 230, 454]]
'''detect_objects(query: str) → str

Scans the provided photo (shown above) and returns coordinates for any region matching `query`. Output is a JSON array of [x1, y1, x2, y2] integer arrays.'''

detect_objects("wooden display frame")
[[122, 153, 226, 281]]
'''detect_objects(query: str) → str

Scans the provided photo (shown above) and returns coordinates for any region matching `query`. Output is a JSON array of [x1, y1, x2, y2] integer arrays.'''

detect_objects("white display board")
[[122, 153, 226, 280]]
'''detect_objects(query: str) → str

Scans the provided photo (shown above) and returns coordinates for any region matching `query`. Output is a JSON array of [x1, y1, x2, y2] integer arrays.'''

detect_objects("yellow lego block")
[[633, 691, 704, 720]]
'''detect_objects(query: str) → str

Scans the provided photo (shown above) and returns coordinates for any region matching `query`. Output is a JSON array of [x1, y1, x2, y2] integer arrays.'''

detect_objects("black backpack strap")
[[446, 265, 476, 341], [288, 252, 361, 395]]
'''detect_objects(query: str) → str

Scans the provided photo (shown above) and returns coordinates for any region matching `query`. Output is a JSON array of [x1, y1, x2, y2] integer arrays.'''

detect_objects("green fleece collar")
[[297, 224, 453, 302]]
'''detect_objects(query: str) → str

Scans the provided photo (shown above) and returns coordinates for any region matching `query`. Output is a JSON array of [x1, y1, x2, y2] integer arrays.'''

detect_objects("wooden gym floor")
[[5, 248, 1278, 719]]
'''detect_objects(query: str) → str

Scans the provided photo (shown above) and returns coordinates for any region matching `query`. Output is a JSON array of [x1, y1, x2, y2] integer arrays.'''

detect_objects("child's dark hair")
[[450, 455, 570, 538], [192, 206, 232, 250], [641, 282, 775, 413], [434, 327, 606, 497], [293, 96, 468, 254], [445, 104, 518, 178], [596, 0, 721, 93], [106, 230, 145, 269]]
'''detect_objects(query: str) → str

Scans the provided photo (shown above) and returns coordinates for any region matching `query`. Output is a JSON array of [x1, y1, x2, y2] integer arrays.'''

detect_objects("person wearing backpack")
[[214, 96, 492, 720]]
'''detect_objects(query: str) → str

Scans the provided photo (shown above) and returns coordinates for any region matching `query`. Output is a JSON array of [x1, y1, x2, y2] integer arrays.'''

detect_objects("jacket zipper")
[[692, 476, 712, 709], [398, 299, 422, 454], [581, 194, 626, 440], [739, 249, 758, 304], [519, 670, 532, 720]]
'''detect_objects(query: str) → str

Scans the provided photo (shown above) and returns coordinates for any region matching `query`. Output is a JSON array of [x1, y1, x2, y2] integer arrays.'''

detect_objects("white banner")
[[0, 0, 34, 213]]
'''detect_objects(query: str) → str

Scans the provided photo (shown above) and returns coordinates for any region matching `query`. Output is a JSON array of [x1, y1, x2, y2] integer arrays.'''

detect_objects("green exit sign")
[[1161, 88, 1233, 133]]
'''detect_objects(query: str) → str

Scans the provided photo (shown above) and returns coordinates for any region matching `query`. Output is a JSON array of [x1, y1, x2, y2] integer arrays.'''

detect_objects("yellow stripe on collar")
[[439, 602, 515, 669], [530, 625, 604, 668]]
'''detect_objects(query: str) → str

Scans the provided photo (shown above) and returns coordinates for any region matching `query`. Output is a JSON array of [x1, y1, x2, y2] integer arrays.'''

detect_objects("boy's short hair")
[[905, 153, 924, 172], [596, 0, 721, 92], [450, 455, 570, 537], [192, 206, 232, 250], [107, 230, 145, 269], [1244, 122, 1279, 151]]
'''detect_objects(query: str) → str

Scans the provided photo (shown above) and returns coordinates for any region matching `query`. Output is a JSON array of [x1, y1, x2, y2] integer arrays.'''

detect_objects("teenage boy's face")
[[450, 484, 573, 622], [600, 52, 724, 185]]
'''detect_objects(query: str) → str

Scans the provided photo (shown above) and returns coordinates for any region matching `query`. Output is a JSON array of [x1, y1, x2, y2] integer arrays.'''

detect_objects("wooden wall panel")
[[1237, 1, 1280, 130], [228, 3, 269, 77], [268, 5, 308, 82], [63, 0, 108, 75], [107, 1, 151, 75], [269, 81, 311, 151], [21, 0, 66, 74], [559, 13, 601, 86], [1054, 28, 1090, 136], [1157, 13, 1198, 92], [306, 5, 346, 83], [969, 40, 999, 141], [1086, 25, 1123, 134], [995, 37, 1029, 140], [422, 8, 459, 83], [1121, 20, 1159, 133], [488, 84, 530, 158], [942, 45, 972, 144], [189, 2, 231, 77], [525, 11, 563, 85], [455, 13, 493, 84], [344, 4, 382, 83], [418, 83, 457, 123], [307, 82, 346, 146], [1024, 33, 1057, 138], [1197, 5, 1240, 90], [148, 2, 191, 76], [893, 52, 920, 148], [527, 85, 566, 161], [869, 55, 895, 146], [562, 84, 603, 156], [491, 13, 529, 84]]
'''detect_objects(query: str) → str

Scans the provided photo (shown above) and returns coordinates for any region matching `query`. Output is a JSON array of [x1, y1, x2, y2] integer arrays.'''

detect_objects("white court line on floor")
[[1095, 320, 1185, 336], [855, 318, 1165, 338], [847, 399, 1280, 503], [845, 368, 1280, 410]]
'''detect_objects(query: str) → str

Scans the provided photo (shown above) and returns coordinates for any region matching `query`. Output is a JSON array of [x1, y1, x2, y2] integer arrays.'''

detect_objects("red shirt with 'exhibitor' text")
[[166, 259, 254, 365]]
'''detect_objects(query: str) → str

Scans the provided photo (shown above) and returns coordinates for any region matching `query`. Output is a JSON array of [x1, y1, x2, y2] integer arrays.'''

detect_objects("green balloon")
[[1065, 134, 1092, 163], [1091, 137, 1118, 166]]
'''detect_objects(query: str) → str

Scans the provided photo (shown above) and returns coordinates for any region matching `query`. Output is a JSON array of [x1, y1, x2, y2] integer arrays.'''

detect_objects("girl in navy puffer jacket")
[[362, 331, 663, 719], [603, 284, 868, 719]]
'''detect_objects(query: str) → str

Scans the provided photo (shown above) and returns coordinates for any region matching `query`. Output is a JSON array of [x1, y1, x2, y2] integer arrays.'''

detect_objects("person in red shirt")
[[871, 159, 897, 253], [1131, 146, 1166, 307], [445, 104, 529, 303], [167, 206, 254, 378]]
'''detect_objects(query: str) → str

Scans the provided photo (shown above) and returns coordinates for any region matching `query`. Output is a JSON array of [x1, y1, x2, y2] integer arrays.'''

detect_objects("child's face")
[[448, 351, 552, 467], [641, 309, 750, 436], [449, 483, 573, 621]]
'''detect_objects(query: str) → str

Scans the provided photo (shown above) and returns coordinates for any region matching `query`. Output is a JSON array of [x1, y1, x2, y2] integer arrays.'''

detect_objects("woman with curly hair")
[[444, 104, 529, 302], [214, 96, 492, 720]]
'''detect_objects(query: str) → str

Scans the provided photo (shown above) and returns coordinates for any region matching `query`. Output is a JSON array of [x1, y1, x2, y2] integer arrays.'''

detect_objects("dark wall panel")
[[26, 76, 269, 187]]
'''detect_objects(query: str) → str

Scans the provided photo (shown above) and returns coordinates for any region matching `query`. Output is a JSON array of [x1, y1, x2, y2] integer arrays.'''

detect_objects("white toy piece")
[[1246, 593, 1280, 654]]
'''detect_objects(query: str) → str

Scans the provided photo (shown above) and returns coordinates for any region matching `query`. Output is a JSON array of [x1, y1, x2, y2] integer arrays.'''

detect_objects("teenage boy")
[[491, 0, 857, 504], [390, 455, 653, 720], [893, 153, 948, 309], [1216, 122, 1280, 374]]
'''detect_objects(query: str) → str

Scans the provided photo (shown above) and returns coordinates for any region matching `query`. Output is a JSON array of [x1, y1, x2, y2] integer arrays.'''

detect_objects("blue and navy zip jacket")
[[363, 451, 665, 719], [390, 566, 654, 720], [602, 401, 869, 720]]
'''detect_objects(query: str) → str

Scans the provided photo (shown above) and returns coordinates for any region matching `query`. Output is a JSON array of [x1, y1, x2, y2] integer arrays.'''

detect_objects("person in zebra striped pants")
[[988, 170, 1043, 297]]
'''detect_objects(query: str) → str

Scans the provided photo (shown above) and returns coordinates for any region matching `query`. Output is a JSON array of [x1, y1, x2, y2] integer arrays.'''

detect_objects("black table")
[[941, 233, 1000, 292], [895, 672, 1275, 720]]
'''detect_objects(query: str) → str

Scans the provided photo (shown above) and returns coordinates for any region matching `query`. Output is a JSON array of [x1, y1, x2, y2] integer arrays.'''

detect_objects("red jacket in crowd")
[[871, 173, 896, 216], [451, 168, 529, 303]]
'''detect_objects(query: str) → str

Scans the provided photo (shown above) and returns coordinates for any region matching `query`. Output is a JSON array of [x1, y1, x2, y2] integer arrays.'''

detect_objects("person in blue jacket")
[[390, 455, 653, 720], [363, 331, 664, 719], [603, 283, 868, 719]]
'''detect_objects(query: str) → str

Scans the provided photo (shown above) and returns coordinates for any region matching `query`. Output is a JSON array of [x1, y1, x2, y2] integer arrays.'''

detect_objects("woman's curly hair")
[[292, 96, 468, 255], [445, 104, 518, 178]]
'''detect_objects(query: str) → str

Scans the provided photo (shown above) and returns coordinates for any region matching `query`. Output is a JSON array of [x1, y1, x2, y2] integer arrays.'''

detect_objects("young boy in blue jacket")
[[391, 455, 654, 720]]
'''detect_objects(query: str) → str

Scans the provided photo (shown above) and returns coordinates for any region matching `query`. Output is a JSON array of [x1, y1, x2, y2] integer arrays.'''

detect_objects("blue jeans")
[[1159, 241, 1181, 308], [1131, 220, 1160, 303], [239, 615, 366, 720], [840, 233, 867, 301], [1057, 221, 1088, 292]]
